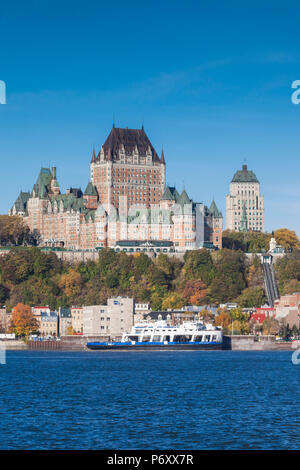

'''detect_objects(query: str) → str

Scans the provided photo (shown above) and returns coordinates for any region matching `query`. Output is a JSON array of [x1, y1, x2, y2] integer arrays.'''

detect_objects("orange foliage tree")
[[182, 280, 207, 305], [10, 302, 39, 337]]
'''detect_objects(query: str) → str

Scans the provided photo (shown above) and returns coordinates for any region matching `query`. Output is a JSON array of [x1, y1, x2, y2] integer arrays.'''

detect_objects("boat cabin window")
[[128, 336, 139, 342], [173, 335, 192, 343], [152, 335, 161, 342], [162, 335, 171, 342], [212, 335, 217, 341], [141, 336, 151, 342], [194, 335, 203, 342], [204, 335, 211, 342]]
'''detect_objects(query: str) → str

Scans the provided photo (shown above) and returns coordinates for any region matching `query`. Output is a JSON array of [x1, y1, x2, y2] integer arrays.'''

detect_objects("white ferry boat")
[[86, 320, 223, 350]]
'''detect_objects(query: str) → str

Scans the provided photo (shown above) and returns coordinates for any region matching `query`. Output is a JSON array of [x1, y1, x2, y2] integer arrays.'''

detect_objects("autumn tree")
[[0, 215, 39, 246], [66, 325, 74, 335], [161, 293, 185, 310], [59, 269, 83, 298], [229, 308, 250, 334], [214, 309, 231, 332], [262, 317, 279, 335], [10, 302, 39, 337], [182, 280, 207, 305], [199, 308, 214, 323], [274, 228, 299, 251], [281, 279, 300, 295]]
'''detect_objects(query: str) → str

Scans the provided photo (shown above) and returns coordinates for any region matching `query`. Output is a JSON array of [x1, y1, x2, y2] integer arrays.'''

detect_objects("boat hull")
[[86, 342, 223, 351]]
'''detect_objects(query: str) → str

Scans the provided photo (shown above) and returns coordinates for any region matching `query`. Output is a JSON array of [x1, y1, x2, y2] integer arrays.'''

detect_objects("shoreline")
[[2, 338, 298, 352]]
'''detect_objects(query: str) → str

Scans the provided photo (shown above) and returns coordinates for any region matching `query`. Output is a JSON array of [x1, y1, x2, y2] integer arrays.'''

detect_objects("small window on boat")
[[212, 335, 217, 341], [204, 335, 211, 342], [128, 336, 139, 342], [142, 336, 151, 342], [153, 335, 161, 342], [194, 335, 203, 342]]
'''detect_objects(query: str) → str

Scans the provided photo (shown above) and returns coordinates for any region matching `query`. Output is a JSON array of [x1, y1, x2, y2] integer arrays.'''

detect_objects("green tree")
[[183, 249, 215, 284], [236, 287, 266, 308]]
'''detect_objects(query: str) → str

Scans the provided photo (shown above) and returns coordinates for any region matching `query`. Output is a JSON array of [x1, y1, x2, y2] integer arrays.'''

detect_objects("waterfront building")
[[31, 306, 51, 330], [226, 164, 264, 232], [9, 125, 222, 252], [83, 297, 134, 338], [58, 308, 72, 336], [71, 306, 83, 334], [0, 307, 11, 333], [39, 311, 58, 337], [134, 303, 151, 322], [273, 293, 300, 328]]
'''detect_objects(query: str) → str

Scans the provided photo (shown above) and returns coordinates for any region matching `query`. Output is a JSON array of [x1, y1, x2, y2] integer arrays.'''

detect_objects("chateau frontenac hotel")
[[10, 125, 223, 252]]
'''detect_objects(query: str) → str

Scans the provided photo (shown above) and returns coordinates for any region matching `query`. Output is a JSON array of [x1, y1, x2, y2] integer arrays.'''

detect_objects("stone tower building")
[[226, 164, 264, 232], [90, 125, 165, 213]]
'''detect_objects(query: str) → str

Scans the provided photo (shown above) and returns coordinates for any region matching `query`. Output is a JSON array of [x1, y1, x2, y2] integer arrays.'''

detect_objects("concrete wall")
[[0, 340, 27, 350], [223, 335, 296, 350]]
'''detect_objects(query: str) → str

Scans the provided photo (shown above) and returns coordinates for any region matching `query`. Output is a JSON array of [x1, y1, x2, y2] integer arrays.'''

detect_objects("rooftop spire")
[[91, 148, 96, 163], [161, 146, 165, 164]]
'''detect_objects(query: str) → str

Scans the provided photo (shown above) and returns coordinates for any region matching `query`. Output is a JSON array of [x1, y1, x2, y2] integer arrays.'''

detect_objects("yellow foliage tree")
[[262, 317, 279, 335], [200, 308, 214, 323], [161, 293, 185, 310], [214, 310, 231, 330], [59, 269, 82, 298], [232, 319, 250, 335], [274, 228, 299, 251], [66, 325, 74, 335]]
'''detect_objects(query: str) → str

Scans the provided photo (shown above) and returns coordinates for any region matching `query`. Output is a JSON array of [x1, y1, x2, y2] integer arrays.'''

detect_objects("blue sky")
[[1, 0, 300, 234]]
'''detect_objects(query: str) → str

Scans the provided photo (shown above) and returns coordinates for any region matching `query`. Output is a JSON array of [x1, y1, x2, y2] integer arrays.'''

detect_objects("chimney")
[[242, 164, 247, 172]]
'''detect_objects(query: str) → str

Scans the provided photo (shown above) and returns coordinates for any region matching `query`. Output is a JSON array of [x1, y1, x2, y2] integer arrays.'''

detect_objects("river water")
[[0, 350, 299, 449]]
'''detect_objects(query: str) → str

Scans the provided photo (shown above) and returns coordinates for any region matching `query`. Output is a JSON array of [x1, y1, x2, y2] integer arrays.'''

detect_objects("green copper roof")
[[232, 164, 259, 183], [13, 191, 31, 213], [84, 182, 98, 197], [161, 186, 180, 203], [32, 168, 52, 198], [161, 186, 175, 201], [208, 200, 222, 218], [177, 189, 191, 206], [169, 187, 180, 201]]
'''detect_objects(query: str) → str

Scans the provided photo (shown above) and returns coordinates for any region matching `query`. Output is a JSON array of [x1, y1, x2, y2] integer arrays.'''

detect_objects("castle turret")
[[50, 166, 60, 196], [83, 182, 98, 209]]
